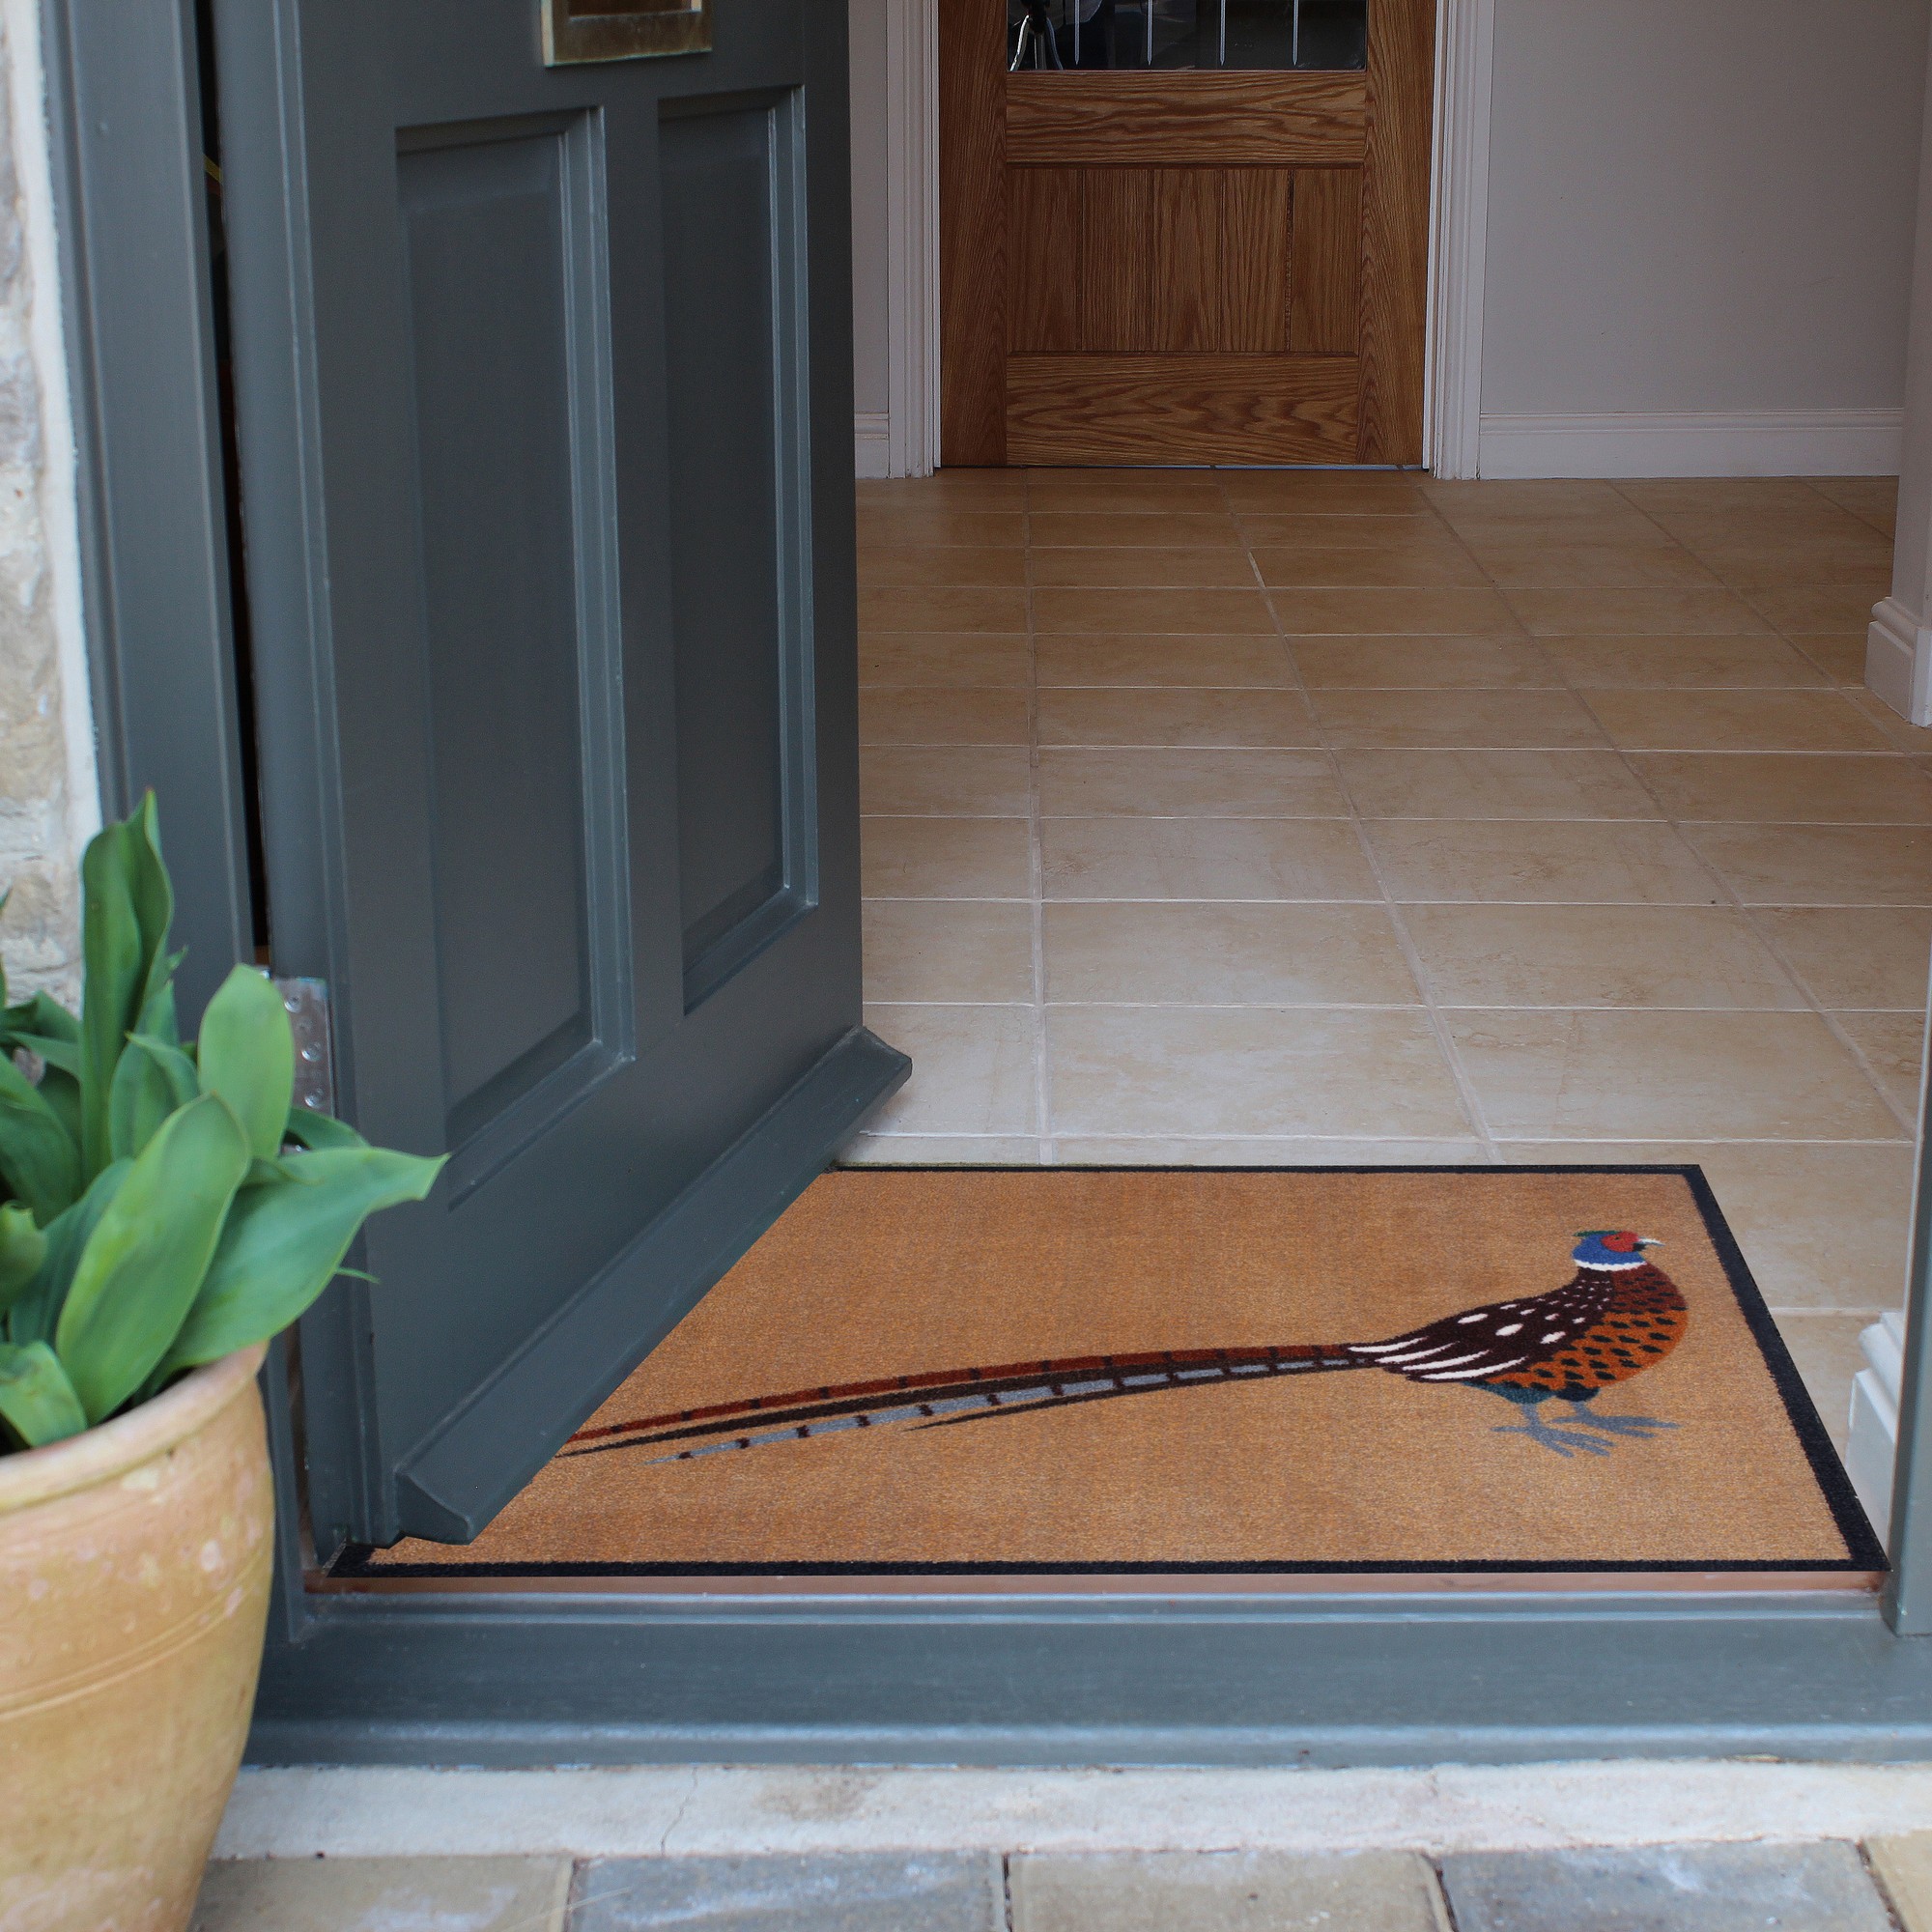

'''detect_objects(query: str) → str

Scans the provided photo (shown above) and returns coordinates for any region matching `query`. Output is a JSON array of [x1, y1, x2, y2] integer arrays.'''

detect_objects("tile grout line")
[[1248, 470, 1505, 1165]]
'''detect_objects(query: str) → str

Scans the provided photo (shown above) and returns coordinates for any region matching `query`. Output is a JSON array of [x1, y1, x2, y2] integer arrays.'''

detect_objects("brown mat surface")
[[351, 1167, 1881, 1579]]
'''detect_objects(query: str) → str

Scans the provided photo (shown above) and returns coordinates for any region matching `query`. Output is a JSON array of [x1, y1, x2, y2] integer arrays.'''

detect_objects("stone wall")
[[0, 2, 92, 1008]]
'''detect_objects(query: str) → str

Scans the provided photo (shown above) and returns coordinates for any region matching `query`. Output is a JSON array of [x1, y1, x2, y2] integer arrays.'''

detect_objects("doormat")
[[339, 1167, 1884, 1584]]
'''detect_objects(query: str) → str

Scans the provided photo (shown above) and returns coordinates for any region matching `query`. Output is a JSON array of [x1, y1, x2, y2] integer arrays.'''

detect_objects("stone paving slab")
[[1439, 1842, 1893, 1932], [189, 1855, 573, 1931], [1868, 1833, 1932, 1929], [1010, 1849, 1449, 1930], [566, 1853, 1004, 1930]]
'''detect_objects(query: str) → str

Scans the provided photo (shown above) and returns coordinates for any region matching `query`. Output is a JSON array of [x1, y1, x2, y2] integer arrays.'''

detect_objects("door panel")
[[941, 0, 1432, 466], [213, 0, 904, 1548]]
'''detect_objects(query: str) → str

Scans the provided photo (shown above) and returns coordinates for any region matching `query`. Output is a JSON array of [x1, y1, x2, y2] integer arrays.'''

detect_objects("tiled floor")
[[844, 469, 1919, 1444], [187, 1835, 1932, 1929]]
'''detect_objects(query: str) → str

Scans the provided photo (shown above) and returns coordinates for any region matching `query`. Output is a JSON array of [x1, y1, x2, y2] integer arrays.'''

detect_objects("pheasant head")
[[1572, 1228, 1661, 1271]]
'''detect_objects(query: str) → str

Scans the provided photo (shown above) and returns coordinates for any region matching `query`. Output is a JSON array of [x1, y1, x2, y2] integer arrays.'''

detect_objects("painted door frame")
[[867, 0, 1492, 478], [42, 0, 1932, 1761]]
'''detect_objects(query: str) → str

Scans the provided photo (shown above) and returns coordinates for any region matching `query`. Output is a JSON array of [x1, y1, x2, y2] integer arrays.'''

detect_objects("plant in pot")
[[0, 797, 443, 1932]]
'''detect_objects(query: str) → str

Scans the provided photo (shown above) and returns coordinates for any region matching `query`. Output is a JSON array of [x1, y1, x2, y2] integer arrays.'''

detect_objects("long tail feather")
[[564, 1343, 1366, 1465]]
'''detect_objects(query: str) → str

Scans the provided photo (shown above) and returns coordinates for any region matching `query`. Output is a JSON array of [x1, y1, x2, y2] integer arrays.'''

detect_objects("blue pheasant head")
[[1572, 1228, 1660, 1270]]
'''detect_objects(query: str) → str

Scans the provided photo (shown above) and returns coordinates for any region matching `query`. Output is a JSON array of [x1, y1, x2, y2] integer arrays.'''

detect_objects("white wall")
[[1479, 0, 1930, 475], [849, 0, 892, 432]]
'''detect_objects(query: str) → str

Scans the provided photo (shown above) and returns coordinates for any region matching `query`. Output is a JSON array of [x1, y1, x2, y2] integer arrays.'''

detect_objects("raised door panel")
[[1008, 71, 1367, 165], [1008, 166, 1083, 353], [1290, 167, 1363, 355], [1080, 170, 1154, 352]]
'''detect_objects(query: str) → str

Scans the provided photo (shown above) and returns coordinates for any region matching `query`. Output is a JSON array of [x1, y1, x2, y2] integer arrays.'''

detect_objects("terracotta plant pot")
[[0, 1345, 274, 1932]]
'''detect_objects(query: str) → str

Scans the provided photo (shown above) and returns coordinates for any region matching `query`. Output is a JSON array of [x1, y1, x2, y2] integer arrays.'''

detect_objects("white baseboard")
[[1867, 597, 1924, 723], [854, 412, 892, 480], [1475, 409, 1904, 479], [1847, 1312, 1905, 1541]]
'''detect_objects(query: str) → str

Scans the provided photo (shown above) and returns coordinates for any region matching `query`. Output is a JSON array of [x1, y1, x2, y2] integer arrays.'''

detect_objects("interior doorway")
[[938, 0, 1435, 467]]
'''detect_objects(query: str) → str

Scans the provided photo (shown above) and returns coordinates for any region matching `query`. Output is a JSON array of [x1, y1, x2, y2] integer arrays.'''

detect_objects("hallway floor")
[[845, 469, 1917, 1448]]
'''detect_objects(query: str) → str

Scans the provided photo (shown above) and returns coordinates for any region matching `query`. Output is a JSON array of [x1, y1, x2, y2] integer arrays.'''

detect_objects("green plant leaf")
[[107, 1034, 200, 1162], [126, 793, 175, 1025], [0, 1342, 86, 1448], [6, 1160, 128, 1348], [282, 1104, 366, 1152], [0, 1204, 46, 1316], [54, 1093, 249, 1422], [0, 1052, 80, 1224], [2, 991, 79, 1049], [196, 965, 294, 1162], [77, 819, 145, 1180], [161, 1145, 444, 1375]]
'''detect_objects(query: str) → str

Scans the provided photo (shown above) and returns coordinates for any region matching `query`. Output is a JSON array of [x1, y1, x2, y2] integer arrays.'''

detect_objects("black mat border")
[[333, 1164, 1889, 1581]]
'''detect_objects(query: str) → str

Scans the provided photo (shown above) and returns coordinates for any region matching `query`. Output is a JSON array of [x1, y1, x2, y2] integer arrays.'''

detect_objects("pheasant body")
[[565, 1228, 1688, 1464]]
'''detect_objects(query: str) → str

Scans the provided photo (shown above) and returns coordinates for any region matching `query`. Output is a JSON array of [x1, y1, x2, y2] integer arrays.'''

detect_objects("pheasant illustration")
[[566, 1229, 1689, 1465]]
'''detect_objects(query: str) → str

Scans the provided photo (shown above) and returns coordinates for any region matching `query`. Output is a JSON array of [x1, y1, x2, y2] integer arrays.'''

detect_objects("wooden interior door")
[[940, 0, 1435, 466]]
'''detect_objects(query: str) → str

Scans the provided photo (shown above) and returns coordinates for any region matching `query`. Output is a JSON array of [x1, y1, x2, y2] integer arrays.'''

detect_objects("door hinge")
[[273, 976, 337, 1120]]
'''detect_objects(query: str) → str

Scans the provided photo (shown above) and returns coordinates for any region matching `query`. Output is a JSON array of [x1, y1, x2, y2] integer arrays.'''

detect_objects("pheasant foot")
[[1564, 1407, 1676, 1439], [1492, 1415, 1614, 1458]]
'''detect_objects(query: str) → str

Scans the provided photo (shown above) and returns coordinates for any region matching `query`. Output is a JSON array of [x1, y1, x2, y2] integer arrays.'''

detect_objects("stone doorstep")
[[189, 1838, 1932, 1932]]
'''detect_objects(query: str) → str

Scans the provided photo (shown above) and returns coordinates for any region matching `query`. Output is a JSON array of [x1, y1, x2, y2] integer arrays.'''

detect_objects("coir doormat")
[[344, 1167, 1884, 1583]]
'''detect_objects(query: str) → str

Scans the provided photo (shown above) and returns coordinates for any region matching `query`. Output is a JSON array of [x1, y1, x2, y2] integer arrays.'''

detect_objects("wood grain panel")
[[1151, 168, 1221, 353], [1080, 168, 1153, 352], [1008, 71, 1367, 166], [939, 0, 1007, 463], [1222, 170, 1292, 353], [1007, 168, 1083, 352], [1290, 168, 1362, 355], [1356, 0, 1435, 464], [1007, 354, 1359, 466]]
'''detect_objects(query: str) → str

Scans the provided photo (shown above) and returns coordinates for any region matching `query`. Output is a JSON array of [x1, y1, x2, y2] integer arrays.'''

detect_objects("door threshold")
[[312, 1563, 1883, 1599]]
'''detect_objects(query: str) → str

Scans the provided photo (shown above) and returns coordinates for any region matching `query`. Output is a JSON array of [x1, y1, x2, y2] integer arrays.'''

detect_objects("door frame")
[[43, 0, 1932, 1762], [873, 0, 1493, 478]]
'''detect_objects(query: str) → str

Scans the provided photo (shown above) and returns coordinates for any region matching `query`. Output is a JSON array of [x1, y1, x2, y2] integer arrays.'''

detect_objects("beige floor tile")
[[839, 1131, 1043, 1165], [1038, 748, 1346, 818], [1463, 542, 1719, 589], [1291, 636, 1562, 689], [862, 817, 1034, 898], [1043, 901, 1420, 1006], [190, 1859, 573, 1932], [860, 687, 1030, 746], [855, 508, 1027, 548], [1499, 1140, 1916, 1314], [1033, 586, 1276, 635], [1792, 634, 1871, 682], [1581, 689, 1893, 753], [1435, 508, 1680, 550], [1046, 1006, 1471, 1136], [1869, 1833, 1932, 1932], [1505, 587, 1772, 637], [1614, 478, 1838, 516], [1806, 474, 1897, 536], [1405, 903, 1804, 1010], [1537, 635, 1830, 689], [1681, 822, 1932, 906], [857, 546, 1028, 588], [1269, 586, 1520, 637], [1030, 547, 1259, 588], [859, 633, 1030, 688], [1756, 907, 1932, 1010], [1236, 511, 1447, 547], [1313, 688, 1607, 750], [863, 900, 1036, 1003], [1339, 749, 1663, 820], [1025, 480, 1226, 517], [1646, 504, 1889, 550], [1041, 817, 1380, 902], [1689, 540, 1891, 594], [1037, 685, 1319, 748], [859, 585, 1029, 633], [1628, 753, 1932, 825], [1365, 819, 1722, 905], [1746, 586, 1882, 635], [1049, 1136, 1492, 1164], [1027, 511, 1242, 548], [1846, 685, 1932, 753], [858, 472, 1024, 510], [1220, 470, 1427, 512], [1834, 1010, 1925, 1120], [1446, 1009, 1904, 1141], [1774, 1312, 1869, 1453], [863, 1003, 1038, 1133], [1035, 635, 1296, 688], [1250, 543, 1489, 588], [861, 745, 1032, 815], [1425, 478, 1641, 521]]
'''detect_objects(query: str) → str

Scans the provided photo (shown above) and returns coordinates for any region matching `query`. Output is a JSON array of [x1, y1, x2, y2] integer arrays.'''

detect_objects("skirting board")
[[855, 411, 891, 480], [1477, 410, 1904, 480], [1867, 596, 1930, 725]]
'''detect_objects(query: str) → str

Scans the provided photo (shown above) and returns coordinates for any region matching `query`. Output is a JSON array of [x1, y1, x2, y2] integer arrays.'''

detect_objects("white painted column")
[[1868, 19, 1932, 722]]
